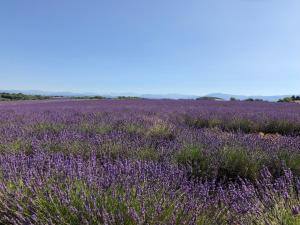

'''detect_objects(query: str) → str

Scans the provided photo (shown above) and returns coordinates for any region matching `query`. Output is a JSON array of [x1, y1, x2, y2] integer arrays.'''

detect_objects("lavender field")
[[1, 99, 300, 224]]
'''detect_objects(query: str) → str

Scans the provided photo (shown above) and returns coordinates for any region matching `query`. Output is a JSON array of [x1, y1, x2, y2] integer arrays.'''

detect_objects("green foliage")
[[185, 115, 300, 136], [196, 96, 223, 101], [46, 141, 92, 155], [262, 120, 299, 135], [0, 178, 222, 225], [79, 122, 113, 135], [33, 122, 66, 134], [278, 97, 292, 102], [278, 96, 300, 103], [0, 140, 34, 154], [218, 147, 265, 181], [208, 118, 223, 128], [73, 95, 107, 99], [175, 145, 212, 178], [244, 98, 264, 102], [117, 96, 143, 100], [291, 95, 300, 101], [136, 147, 160, 161], [95, 124, 114, 134], [269, 151, 300, 177], [227, 118, 254, 133], [278, 211, 300, 225], [147, 123, 175, 140], [230, 97, 238, 101], [99, 143, 126, 160], [256, 193, 300, 225], [0, 92, 49, 101], [123, 123, 144, 135], [176, 144, 268, 181], [185, 117, 209, 129]]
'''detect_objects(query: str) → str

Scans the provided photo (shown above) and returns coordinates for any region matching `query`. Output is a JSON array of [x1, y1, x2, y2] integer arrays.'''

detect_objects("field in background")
[[1, 99, 300, 224]]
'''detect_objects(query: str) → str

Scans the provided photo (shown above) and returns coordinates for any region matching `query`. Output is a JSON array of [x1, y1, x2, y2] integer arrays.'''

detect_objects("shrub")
[[135, 147, 160, 161], [278, 97, 293, 102], [101, 143, 126, 160], [192, 119, 210, 129], [208, 118, 222, 128], [0, 92, 50, 101], [175, 145, 273, 181], [79, 123, 113, 135], [94, 124, 114, 134], [0, 140, 33, 154], [147, 123, 175, 140], [227, 118, 253, 133], [217, 147, 265, 181], [175, 145, 212, 178], [269, 151, 300, 177], [123, 123, 144, 135], [33, 123, 65, 135], [184, 115, 300, 136]]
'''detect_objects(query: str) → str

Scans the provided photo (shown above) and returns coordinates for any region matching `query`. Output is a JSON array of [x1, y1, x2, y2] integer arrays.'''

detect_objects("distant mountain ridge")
[[0, 89, 296, 101], [205, 93, 293, 102], [0, 90, 199, 99]]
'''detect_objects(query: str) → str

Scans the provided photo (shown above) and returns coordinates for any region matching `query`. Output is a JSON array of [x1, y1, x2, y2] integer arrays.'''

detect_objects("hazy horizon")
[[0, 88, 297, 99]]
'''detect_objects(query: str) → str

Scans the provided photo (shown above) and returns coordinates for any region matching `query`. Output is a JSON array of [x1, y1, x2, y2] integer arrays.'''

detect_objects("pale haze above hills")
[[0, 89, 296, 102]]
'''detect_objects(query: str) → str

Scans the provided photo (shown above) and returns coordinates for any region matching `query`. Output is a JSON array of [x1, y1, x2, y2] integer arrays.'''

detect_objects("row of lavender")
[[1, 99, 300, 224], [2, 99, 300, 135], [1, 152, 300, 224]]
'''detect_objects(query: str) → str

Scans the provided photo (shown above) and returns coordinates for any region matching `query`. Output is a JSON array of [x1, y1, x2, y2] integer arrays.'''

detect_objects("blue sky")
[[0, 0, 299, 95]]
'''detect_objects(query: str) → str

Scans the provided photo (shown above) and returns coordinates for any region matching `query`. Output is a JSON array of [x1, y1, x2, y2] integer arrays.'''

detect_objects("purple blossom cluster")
[[0, 99, 300, 224], [0, 153, 300, 224]]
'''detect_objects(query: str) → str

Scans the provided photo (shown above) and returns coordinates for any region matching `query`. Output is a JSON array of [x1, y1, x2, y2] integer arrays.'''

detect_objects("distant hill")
[[0, 90, 298, 101], [205, 93, 293, 102], [139, 94, 199, 99], [0, 90, 199, 100], [196, 96, 224, 101], [0, 89, 86, 97]]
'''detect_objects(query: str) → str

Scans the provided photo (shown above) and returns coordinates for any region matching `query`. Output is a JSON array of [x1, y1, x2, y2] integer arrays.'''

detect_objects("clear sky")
[[0, 0, 299, 96]]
